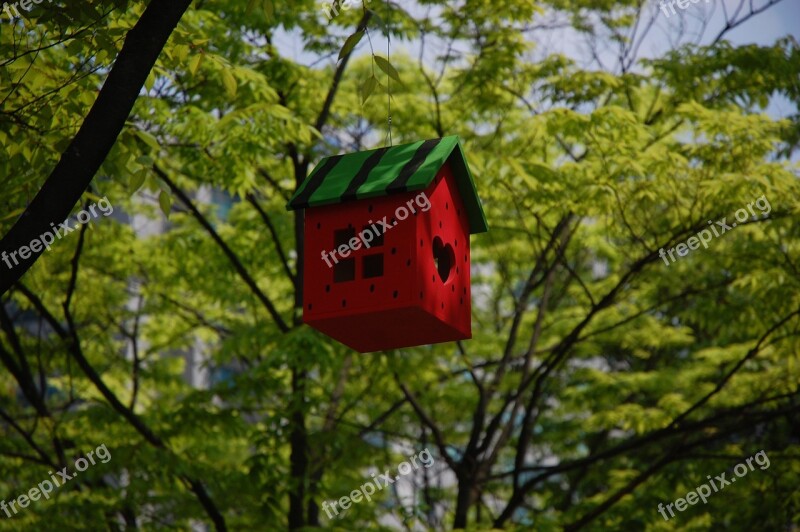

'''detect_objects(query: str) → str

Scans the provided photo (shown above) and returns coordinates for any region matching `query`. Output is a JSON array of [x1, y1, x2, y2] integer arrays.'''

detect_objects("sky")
[[274, 0, 799, 122], [277, 0, 800, 64]]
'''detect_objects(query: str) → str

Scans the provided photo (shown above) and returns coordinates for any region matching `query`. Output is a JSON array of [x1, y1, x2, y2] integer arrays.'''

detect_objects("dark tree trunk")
[[454, 466, 478, 529], [288, 369, 309, 530], [289, 157, 313, 529], [0, 0, 192, 294]]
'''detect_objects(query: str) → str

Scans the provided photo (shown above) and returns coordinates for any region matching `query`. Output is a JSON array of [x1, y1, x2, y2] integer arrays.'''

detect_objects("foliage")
[[1, 0, 799, 530]]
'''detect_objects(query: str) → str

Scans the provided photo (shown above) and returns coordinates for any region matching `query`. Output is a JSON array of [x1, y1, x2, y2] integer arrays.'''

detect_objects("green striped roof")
[[286, 136, 488, 234]]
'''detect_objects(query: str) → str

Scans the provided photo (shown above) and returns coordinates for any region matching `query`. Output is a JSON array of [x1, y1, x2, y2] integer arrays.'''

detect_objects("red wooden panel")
[[301, 161, 472, 352], [415, 162, 472, 340]]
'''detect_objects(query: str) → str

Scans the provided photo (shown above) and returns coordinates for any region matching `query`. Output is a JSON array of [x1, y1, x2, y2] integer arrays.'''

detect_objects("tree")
[[0, 0, 193, 295], [1, 0, 799, 530]]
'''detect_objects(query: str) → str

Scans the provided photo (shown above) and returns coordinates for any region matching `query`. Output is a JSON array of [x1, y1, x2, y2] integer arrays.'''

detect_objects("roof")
[[286, 136, 488, 234]]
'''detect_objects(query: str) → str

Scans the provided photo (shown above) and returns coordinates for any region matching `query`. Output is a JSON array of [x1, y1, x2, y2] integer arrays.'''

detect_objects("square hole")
[[334, 227, 356, 248], [364, 224, 384, 247], [362, 254, 384, 279], [334, 258, 355, 283]]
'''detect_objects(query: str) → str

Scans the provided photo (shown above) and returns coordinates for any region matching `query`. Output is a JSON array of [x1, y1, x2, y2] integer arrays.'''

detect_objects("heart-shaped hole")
[[433, 236, 455, 283]]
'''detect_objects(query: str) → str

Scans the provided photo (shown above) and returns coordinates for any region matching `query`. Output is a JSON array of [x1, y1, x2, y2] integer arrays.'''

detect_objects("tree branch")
[[0, 0, 193, 295], [155, 166, 290, 333]]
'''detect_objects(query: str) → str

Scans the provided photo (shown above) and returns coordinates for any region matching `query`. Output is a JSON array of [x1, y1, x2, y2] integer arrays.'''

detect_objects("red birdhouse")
[[287, 136, 488, 352]]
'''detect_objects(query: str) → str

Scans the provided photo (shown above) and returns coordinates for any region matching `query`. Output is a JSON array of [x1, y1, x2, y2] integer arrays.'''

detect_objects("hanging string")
[[386, 4, 393, 147]]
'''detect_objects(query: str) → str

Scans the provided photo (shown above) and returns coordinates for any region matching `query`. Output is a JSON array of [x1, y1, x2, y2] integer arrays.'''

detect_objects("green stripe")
[[404, 137, 459, 190], [286, 135, 488, 234], [342, 147, 390, 201], [289, 155, 343, 208], [386, 138, 445, 193], [351, 140, 425, 198], [305, 149, 376, 207]]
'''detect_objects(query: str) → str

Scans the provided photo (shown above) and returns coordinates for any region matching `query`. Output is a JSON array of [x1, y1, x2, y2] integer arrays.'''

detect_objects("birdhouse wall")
[[301, 160, 472, 352], [303, 187, 419, 317], [414, 162, 472, 340]]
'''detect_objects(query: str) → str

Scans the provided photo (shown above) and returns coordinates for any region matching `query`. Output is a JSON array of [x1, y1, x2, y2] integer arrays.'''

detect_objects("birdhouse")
[[287, 136, 488, 352]]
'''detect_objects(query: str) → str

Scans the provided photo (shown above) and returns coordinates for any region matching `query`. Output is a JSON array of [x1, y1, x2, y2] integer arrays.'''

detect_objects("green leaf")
[[221, 68, 237, 98], [263, 0, 274, 20], [159, 190, 172, 219], [130, 169, 148, 193], [338, 30, 364, 62], [361, 75, 377, 105], [373, 55, 401, 84], [135, 130, 161, 153], [172, 44, 190, 63], [188, 54, 203, 76], [144, 70, 156, 92]]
